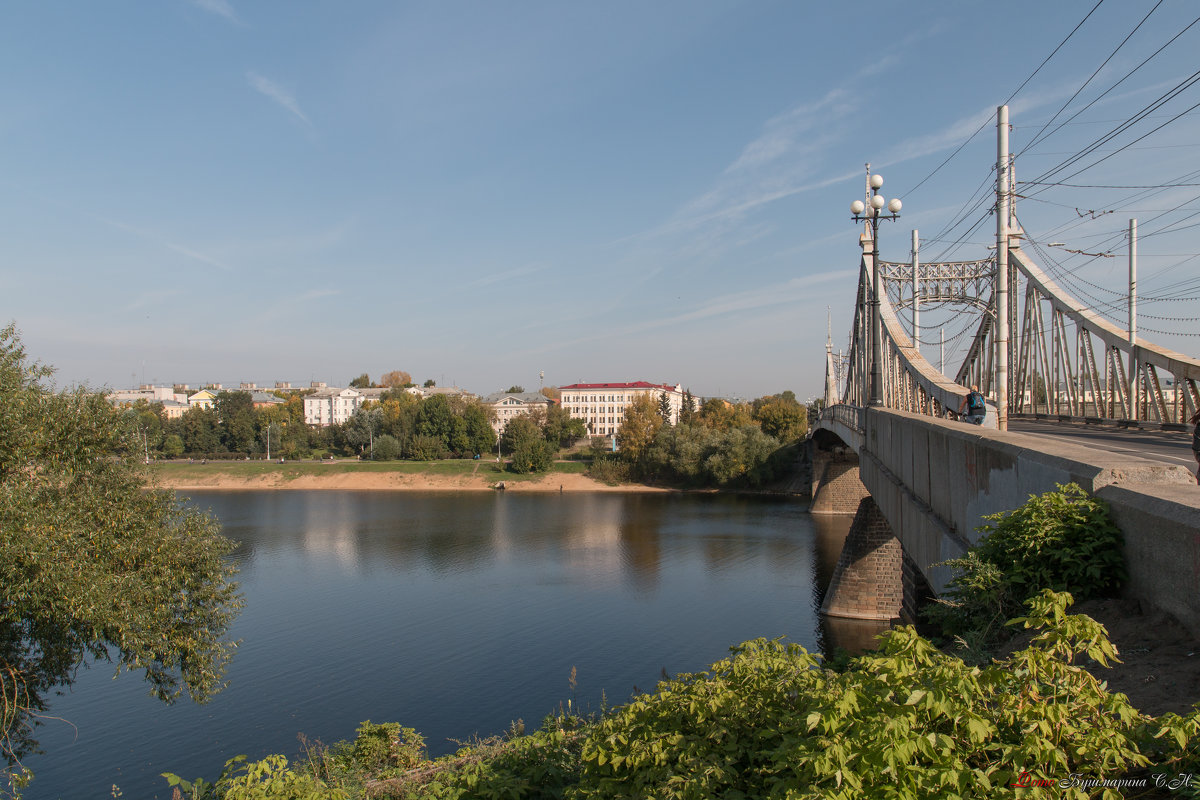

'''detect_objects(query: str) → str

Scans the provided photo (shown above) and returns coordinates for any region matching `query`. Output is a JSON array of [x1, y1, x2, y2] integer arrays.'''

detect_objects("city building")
[[482, 391, 551, 434], [187, 389, 218, 410], [303, 387, 364, 426], [559, 382, 686, 436]]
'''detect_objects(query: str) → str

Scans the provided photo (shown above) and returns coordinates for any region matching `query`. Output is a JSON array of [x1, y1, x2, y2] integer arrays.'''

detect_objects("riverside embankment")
[[149, 459, 668, 492]]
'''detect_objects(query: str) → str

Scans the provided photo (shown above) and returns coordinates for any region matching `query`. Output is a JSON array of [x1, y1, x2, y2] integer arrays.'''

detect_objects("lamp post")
[[850, 172, 902, 407]]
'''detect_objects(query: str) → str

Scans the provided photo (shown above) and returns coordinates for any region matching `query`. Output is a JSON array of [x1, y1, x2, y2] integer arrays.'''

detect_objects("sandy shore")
[[155, 470, 669, 493]]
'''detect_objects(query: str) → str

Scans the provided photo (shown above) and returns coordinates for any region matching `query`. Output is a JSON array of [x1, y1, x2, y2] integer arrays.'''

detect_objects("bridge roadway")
[[1008, 419, 1198, 477]]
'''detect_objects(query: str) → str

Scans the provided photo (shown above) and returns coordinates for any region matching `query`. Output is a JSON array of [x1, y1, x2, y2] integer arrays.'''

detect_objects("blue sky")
[[3, 1, 1199, 400]]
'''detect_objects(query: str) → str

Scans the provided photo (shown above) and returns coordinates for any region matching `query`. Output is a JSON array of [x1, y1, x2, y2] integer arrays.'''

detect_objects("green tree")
[[505, 385, 525, 394], [216, 390, 256, 454], [423, 379, 436, 388], [500, 416, 541, 457], [415, 395, 455, 451], [461, 403, 496, 455], [617, 395, 663, 466], [657, 390, 672, 422], [345, 406, 384, 457], [180, 406, 222, 454], [349, 373, 372, 389], [702, 425, 781, 486], [0, 326, 241, 781], [510, 438, 555, 473], [543, 403, 586, 448], [680, 389, 697, 424], [162, 433, 185, 458]]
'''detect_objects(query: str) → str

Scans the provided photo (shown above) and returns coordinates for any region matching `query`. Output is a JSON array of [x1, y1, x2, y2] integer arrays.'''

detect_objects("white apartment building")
[[559, 382, 685, 436], [304, 387, 365, 426], [482, 391, 551, 434]]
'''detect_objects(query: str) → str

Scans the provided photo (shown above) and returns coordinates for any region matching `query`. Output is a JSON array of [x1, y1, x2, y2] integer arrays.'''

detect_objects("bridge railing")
[[820, 403, 863, 432], [950, 245, 1200, 426]]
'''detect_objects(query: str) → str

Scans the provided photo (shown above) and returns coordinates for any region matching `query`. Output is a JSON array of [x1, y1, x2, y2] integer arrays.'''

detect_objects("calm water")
[[26, 491, 855, 799]]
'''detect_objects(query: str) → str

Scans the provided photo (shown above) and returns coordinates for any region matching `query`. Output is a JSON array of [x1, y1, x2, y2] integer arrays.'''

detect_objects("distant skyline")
[[4, 1, 1199, 400]]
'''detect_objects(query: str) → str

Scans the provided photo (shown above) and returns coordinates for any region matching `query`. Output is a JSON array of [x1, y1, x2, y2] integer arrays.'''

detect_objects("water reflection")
[[30, 491, 834, 800]]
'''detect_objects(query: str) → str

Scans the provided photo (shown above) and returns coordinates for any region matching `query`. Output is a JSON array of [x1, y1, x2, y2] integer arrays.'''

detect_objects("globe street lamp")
[[850, 172, 902, 407]]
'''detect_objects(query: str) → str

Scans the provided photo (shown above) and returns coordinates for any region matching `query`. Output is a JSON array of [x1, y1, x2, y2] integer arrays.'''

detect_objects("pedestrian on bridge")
[[959, 385, 986, 425], [1191, 408, 1200, 484]]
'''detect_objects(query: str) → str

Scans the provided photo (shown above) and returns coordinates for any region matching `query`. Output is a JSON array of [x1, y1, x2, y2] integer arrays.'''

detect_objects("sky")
[[3, 1, 1199, 401]]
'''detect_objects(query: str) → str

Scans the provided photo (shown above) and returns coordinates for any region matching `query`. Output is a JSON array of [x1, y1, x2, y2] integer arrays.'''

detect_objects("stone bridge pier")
[[809, 438, 930, 625]]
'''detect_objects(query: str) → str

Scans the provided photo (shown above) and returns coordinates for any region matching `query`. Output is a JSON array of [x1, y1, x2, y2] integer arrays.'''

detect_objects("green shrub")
[[327, 720, 426, 778], [509, 439, 555, 474], [573, 591, 1197, 800], [163, 754, 346, 800], [926, 482, 1125, 651], [372, 434, 403, 461], [586, 456, 629, 485]]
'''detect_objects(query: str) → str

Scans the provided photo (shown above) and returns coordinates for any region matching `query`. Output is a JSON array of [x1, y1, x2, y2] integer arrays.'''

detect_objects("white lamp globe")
[[888, 198, 902, 213], [870, 174, 884, 190], [850, 200, 865, 215], [870, 194, 886, 210]]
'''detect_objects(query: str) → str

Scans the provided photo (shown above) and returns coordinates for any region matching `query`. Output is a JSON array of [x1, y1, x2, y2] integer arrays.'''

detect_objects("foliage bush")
[[574, 591, 1198, 800], [372, 434, 404, 461], [407, 434, 447, 461], [927, 483, 1125, 651], [509, 439, 555, 474], [165, 592, 1200, 800], [586, 456, 629, 485]]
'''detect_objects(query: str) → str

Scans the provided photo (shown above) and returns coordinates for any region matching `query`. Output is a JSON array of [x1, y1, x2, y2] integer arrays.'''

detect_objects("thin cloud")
[[166, 242, 234, 271], [97, 215, 236, 271], [471, 263, 548, 288], [247, 71, 311, 127], [190, 0, 241, 25]]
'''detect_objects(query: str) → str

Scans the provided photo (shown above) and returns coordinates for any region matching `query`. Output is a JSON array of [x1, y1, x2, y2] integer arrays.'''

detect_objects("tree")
[[216, 390, 256, 454], [500, 416, 541, 457], [657, 391, 672, 422], [423, 379, 436, 388], [752, 394, 808, 442], [543, 403, 586, 448], [680, 389, 697, 425], [699, 398, 753, 431], [505, 386, 525, 394], [349, 373, 372, 389], [461, 403, 497, 455], [0, 326, 241, 780], [379, 370, 413, 389], [617, 394, 663, 465], [180, 406, 222, 454]]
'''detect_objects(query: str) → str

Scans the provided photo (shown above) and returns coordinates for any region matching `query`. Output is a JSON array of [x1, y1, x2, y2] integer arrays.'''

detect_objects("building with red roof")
[[558, 381, 686, 436]]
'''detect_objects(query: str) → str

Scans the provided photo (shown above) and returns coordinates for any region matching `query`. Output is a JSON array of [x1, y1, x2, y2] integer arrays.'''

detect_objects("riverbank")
[[148, 460, 669, 492]]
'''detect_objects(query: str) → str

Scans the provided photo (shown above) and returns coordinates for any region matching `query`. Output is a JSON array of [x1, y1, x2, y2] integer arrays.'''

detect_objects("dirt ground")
[[1026, 596, 1200, 717], [155, 469, 668, 493]]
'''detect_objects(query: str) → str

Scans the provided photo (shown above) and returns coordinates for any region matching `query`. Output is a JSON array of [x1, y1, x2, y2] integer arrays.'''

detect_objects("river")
[[25, 490, 861, 798]]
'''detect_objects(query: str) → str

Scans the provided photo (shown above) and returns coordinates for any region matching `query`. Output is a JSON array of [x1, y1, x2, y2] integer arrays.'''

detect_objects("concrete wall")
[[854, 408, 1200, 636]]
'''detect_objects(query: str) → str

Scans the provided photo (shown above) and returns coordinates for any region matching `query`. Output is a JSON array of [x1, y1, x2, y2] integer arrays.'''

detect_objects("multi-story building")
[[558, 382, 685, 436], [482, 391, 551, 434], [303, 387, 365, 426]]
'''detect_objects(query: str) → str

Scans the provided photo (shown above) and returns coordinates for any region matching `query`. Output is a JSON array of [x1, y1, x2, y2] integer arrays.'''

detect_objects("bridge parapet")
[[858, 408, 1200, 635]]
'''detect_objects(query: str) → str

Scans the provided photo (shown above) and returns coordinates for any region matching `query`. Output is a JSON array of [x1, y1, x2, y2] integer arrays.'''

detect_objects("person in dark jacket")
[[958, 385, 986, 425]]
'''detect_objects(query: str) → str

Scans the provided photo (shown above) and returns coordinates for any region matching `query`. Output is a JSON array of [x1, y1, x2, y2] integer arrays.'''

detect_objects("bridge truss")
[[831, 104, 1200, 431]]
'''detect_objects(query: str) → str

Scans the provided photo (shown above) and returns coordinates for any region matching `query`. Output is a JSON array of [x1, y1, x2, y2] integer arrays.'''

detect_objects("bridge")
[[810, 106, 1200, 638]]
